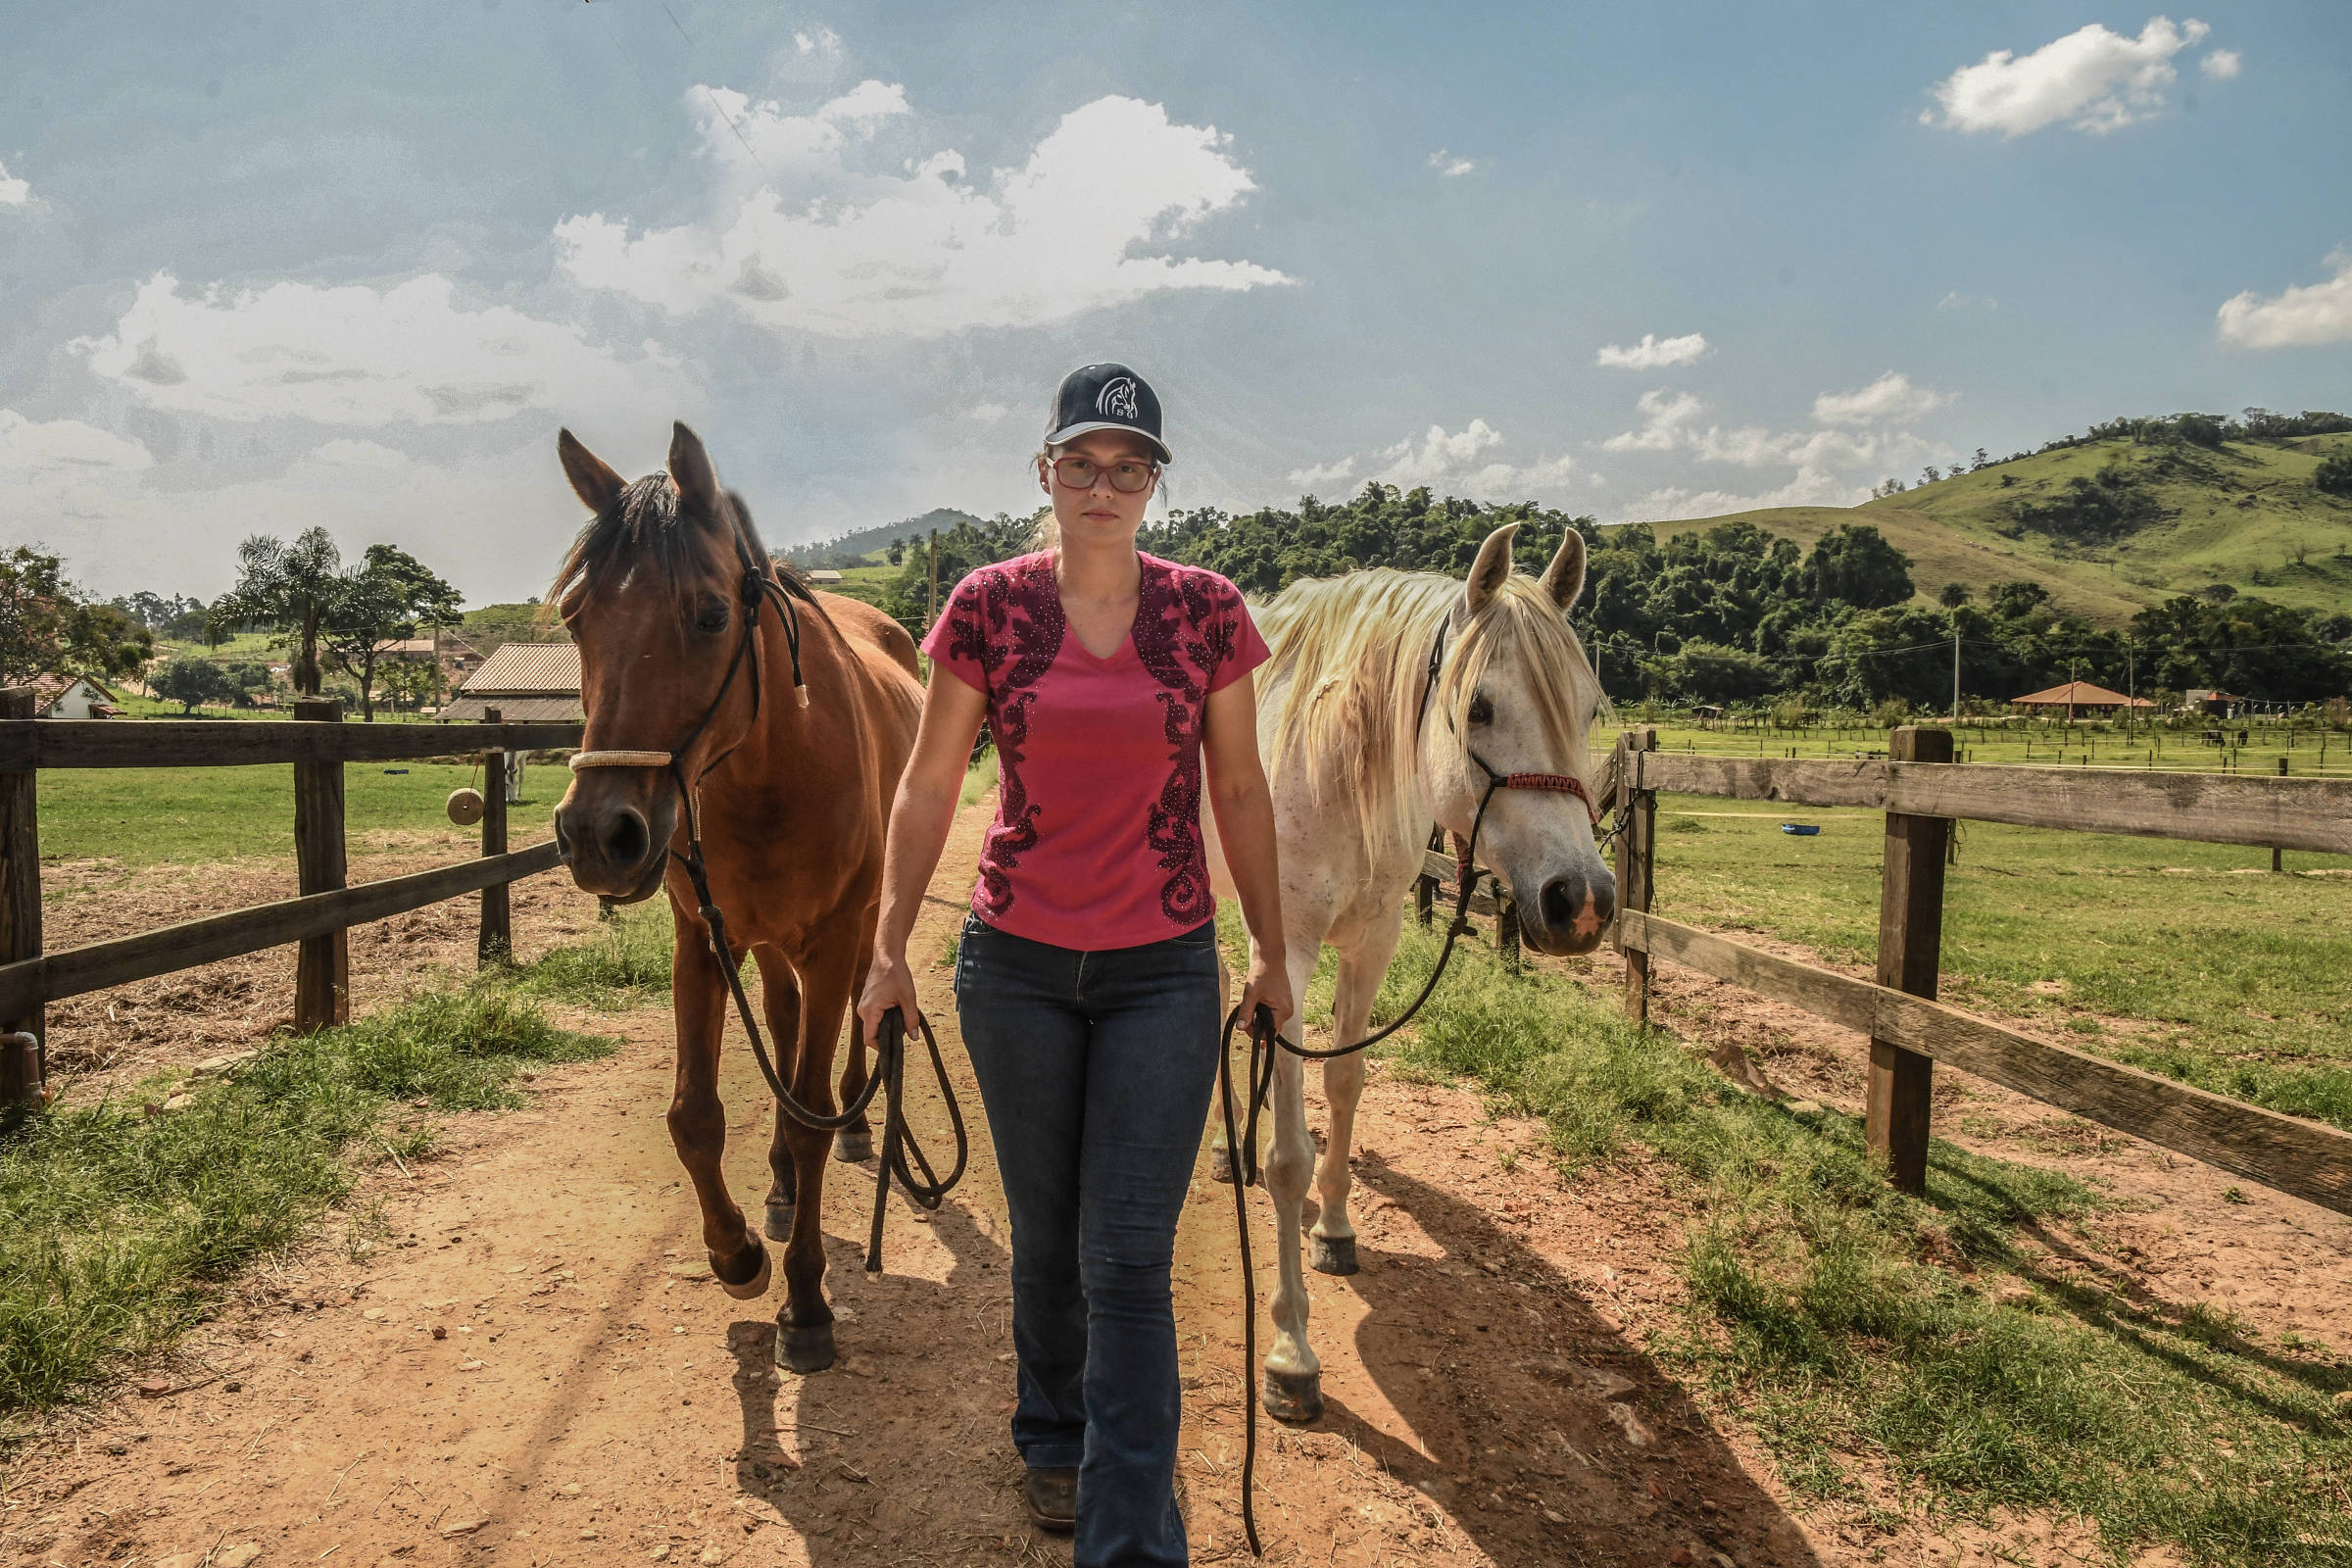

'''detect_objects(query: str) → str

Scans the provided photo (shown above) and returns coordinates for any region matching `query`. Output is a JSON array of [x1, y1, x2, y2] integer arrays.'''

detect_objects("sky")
[[2, 2, 2348, 605]]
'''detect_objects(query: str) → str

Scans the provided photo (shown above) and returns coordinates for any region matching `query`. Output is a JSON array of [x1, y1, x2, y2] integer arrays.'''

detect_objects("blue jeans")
[[954, 912, 1221, 1568]]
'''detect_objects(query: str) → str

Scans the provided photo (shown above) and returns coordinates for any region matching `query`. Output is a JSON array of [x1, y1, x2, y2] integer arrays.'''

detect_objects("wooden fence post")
[[1, 688, 43, 1104], [480, 709, 511, 965], [2274, 755, 2288, 872], [1868, 723, 1952, 1194], [292, 699, 349, 1031], [1617, 725, 1659, 1025]]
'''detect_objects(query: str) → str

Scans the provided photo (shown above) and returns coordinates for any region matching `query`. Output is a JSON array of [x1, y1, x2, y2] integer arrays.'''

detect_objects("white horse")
[[1204, 521, 1615, 1422]]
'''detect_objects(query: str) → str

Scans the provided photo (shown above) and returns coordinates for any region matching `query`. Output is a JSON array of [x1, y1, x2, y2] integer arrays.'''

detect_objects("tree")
[[110, 590, 206, 632], [1800, 525, 1914, 611], [2314, 451, 2352, 498], [886, 539, 905, 565], [320, 545, 463, 721], [222, 662, 274, 707], [0, 546, 155, 687], [1937, 582, 1971, 609], [151, 657, 238, 714], [210, 528, 345, 695]]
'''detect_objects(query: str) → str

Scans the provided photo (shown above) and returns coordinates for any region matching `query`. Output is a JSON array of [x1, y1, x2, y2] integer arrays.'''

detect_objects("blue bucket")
[[1781, 822, 1821, 836]]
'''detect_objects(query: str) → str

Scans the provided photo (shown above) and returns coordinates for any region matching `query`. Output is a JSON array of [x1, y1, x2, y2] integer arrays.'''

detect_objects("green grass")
[[1637, 714, 2352, 778], [0, 980, 612, 1417], [38, 761, 559, 867], [1284, 914, 2352, 1563], [960, 748, 999, 807], [1666, 433, 2352, 623], [1638, 792, 2352, 1132], [511, 901, 675, 1007]]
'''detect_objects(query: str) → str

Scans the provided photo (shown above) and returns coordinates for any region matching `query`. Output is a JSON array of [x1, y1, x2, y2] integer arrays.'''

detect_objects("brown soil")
[[7, 808, 2342, 1568], [36, 837, 599, 1094]]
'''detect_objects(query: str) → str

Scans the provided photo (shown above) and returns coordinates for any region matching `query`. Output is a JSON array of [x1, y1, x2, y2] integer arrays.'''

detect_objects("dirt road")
[[13, 804, 2343, 1568]]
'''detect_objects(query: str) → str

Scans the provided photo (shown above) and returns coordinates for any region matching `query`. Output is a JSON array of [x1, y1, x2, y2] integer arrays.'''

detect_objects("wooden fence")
[[0, 690, 584, 1103], [1419, 724, 2352, 1217]]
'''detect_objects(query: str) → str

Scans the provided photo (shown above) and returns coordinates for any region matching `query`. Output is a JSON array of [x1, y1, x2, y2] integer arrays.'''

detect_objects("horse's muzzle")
[[1522, 868, 1615, 956], [555, 796, 672, 903]]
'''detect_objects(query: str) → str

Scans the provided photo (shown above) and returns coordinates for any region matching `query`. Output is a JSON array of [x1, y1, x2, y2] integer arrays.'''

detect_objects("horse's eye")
[[1467, 693, 1494, 725], [696, 604, 729, 633]]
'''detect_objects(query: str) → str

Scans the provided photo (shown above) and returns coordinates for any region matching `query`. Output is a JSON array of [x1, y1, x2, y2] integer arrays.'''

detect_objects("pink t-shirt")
[[921, 551, 1271, 951]]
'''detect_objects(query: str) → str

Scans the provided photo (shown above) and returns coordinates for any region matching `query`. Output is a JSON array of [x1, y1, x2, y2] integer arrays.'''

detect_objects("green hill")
[[779, 509, 981, 567], [1658, 433, 2352, 626]]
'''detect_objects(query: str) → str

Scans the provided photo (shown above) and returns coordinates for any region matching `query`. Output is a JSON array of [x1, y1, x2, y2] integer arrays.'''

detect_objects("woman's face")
[[1039, 430, 1159, 551]]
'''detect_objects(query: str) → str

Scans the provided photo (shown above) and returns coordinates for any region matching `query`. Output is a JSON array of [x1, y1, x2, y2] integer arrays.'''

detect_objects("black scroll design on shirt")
[[1132, 559, 1245, 928], [956, 557, 1064, 917]]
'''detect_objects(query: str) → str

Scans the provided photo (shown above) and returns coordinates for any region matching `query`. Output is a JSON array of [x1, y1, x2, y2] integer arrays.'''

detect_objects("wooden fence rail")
[[1600, 723, 2352, 1217], [0, 692, 584, 1104]]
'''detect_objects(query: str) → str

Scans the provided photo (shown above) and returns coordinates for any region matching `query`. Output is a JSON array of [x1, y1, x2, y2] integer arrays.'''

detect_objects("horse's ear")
[[558, 428, 624, 514], [1541, 528, 1587, 612], [1463, 522, 1520, 615], [667, 421, 721, 515]]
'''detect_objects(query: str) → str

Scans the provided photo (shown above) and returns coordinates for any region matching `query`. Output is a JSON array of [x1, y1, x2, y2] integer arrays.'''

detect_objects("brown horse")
[[550, 422, 921, 1372]]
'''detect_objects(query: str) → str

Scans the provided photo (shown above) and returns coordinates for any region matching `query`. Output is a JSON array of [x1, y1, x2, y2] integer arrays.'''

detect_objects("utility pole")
[[2126, 642, 2135, 737], [926, 528, 940, 628], [1951, 628, 1961, 721]]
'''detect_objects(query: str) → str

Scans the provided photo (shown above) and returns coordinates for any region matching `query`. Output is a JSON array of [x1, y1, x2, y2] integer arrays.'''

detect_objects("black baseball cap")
[[1045, 363, 1172, 466]]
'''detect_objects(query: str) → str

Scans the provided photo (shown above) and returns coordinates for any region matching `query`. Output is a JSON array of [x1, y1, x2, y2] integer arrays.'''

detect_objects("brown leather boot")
[[1023, 1466, 1077, 1534]]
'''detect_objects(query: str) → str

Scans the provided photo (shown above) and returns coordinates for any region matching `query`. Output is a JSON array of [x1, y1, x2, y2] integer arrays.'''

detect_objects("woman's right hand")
[[857, 948, 922, 1052]]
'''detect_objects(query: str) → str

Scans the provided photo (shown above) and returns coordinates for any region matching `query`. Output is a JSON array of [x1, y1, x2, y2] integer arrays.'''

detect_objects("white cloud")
[[1812, 370, 1952, 426], [794, 26, 842, 57], [1599, 389, 1706, 452], [1590, 374, 1949, 524], [1287, 419, 1577, 503], [0, 410, 609, 603], [557, 87, 1288, 339], [2199, 48, 2240, 79], [1619, 466, 1883, 525], [74, 271, 694, 426], [0, 411, 153, 496], [2217, 250, 2352, 349], [1594, 331, 1709, 369], [1428, 150, 1478, 177], [1923, 17, 2213, 136], [1936, 291, 1996, 311], [0, 157, 27, 207], [1287, 456, 1358, 489], [965, 401, 1015, 423]]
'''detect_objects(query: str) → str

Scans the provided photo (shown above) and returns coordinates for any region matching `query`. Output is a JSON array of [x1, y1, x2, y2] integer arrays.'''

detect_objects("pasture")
[[1642, 796, 2352, 1129], [37, 760, 559, 867]]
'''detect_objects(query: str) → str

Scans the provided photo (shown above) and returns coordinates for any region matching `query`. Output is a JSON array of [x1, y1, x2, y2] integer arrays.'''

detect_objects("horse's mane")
[[550, 477, 804, 624], [1256, 565, 1606, 854]]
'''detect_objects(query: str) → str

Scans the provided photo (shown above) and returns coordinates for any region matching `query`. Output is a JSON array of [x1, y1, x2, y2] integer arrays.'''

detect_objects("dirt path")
[[12, 805, 2341, 1568]]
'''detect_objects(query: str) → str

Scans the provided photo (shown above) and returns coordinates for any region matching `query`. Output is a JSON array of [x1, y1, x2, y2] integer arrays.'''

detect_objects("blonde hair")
[[1255, 565, 1606, 854]]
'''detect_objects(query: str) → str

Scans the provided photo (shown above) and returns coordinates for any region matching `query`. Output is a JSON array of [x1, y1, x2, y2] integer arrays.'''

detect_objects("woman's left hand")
[[1237, 949, 1294, 1035]]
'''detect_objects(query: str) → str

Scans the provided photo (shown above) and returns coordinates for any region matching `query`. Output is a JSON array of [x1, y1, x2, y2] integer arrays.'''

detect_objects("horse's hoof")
[[763, 1201, 795, 1243], [714, 1238, 770, 1300], [777, 1321, 836, 1374], [1261, 1366, 1323, 1425], [1208, 1145, 1235, 1185], [1310, 1234, 1360, 1276], [834, 1128, 874, 1164]]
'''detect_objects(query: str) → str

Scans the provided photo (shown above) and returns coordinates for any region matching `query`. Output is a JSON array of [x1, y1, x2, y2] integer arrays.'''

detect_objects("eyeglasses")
[[1048, 455, 1159, 494]]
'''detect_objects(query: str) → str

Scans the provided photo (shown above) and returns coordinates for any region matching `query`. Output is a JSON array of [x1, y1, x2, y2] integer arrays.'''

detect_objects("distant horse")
[[1205, 522, 1613, 1421], [550, 422, 922, 1372]]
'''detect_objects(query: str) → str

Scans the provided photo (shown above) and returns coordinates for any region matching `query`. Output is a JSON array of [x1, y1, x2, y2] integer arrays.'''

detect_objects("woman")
[[857, 364, 1292, 1565]]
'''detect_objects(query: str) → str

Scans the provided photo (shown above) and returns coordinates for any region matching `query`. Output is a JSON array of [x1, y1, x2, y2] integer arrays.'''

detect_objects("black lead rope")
[[1216, 774, 1500, 1557], [618, 559, 969, 1275], [1211, 617, 1618, 1552]]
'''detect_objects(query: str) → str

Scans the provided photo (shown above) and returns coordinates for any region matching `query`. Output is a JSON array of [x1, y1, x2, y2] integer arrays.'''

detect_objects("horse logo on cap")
[[1097, 377, 1141, 421]]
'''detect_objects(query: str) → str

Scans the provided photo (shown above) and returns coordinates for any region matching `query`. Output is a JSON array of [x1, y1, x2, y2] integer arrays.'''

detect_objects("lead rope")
[[573, 561, 966, 1274], [1216, 627, 1613, 1551]]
